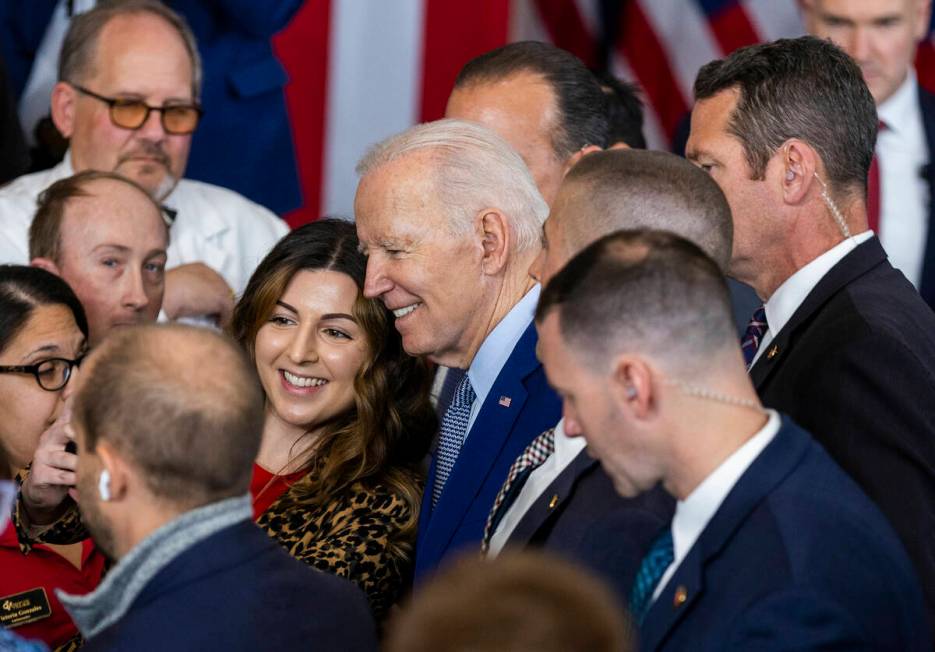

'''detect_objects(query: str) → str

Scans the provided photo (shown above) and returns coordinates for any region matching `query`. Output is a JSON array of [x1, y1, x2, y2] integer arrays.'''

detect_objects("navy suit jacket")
[[751, 237, 935, 631], [84, 521, 377, 652], [641, 417, 929, 652], [414, 322, 561, 579], [915, 86, 935, 309], [497, 447, 673, 603]]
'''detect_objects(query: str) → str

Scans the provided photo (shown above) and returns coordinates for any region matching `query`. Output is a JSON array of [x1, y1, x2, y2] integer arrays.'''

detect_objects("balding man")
[[804, 0, 935, 308], [57, 325, 376, 651], [355, 119, 561, 577], [0, 0, 287, 324], [482, 150, 729, 601], [687, 35, 935, 630], [30, 170, 167, 346], [536, 229, 928, 650]]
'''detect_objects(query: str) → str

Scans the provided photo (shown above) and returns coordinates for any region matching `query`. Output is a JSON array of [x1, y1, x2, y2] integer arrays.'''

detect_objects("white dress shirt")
[[0, 153, 288, 294], [651, 409, 781, 604], [751, 231, 874, 367], [486, 418, 587, 556], [877, 73, 929, 289], [465, 284, 541, 435]]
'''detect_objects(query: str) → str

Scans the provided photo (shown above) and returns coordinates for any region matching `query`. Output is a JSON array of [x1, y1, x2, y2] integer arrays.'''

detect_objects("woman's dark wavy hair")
[[0, 265, 89, 354], [230, 219, 437, 551]]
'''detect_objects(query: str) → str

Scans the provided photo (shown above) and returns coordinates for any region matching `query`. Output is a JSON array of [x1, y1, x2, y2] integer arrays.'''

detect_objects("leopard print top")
[[14, 470, 419, 621], [256, 477, 417, 620]]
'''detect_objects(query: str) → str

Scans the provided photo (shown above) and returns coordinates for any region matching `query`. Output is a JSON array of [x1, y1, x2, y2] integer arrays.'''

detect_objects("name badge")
[[0, 587, 52, 628]]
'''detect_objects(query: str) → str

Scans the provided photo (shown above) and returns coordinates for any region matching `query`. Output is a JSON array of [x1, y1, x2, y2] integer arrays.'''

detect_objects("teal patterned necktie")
[[630, 528, 675, 624]]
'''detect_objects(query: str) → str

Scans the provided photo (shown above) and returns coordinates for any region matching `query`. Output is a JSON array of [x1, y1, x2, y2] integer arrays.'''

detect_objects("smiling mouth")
[[392, 303, 421, 319], [282, 370, 329, 388]]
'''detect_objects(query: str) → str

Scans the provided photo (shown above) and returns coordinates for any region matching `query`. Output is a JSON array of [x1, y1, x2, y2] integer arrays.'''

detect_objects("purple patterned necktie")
[[740, 305, 768, 367], [432, 374, 475, 508], [481, 426, 556, 553]]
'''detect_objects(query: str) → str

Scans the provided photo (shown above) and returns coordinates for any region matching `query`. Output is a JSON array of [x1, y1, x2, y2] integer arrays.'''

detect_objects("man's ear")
[[778, 139, 818, 206], [31, 257, 62, 276], [50, 81, 78, 138], [477, 208, 510, 275], [96, 442, 129, 503], [610, 354, 654, 419], [563, 144, 603, 176]]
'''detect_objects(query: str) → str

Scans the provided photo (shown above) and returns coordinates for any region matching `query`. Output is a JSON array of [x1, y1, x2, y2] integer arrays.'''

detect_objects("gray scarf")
[[58, 494, 252, 639]]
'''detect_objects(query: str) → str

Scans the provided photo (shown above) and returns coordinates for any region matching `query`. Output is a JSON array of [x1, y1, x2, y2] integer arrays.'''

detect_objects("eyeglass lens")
[[36, 359, 72, 391], [110, 100, 200, 135]]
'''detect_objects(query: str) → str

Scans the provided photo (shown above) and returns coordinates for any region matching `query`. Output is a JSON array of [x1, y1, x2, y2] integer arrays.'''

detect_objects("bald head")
[[74, 324, 263, 508], [531, 149, 733, 284]]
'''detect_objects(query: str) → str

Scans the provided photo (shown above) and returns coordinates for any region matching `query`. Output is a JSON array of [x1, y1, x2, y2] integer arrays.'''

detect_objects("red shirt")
[[0, 523, 106, 648], [250, 463, 307, 518]]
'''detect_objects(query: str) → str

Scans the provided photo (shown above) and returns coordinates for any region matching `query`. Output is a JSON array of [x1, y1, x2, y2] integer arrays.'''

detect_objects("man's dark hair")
[[596, 72, 645, 149], [30, 170, 165, 263], [561, 149, 732, 271], [455, 41, 610, 158], [73, 325, 264, 509], [536, 230, 735, 371], [693, 36, 876, 195]]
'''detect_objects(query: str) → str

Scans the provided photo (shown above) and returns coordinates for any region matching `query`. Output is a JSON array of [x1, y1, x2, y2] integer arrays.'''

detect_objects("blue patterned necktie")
[[630, 528, 675, 624], [740, 305, 768, 367], [433, 373, 475, 507]]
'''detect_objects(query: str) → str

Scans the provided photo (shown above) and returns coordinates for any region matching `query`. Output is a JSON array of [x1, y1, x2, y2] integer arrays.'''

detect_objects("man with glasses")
[[29, 170, 168, 346], [0, 0, 287, 325]]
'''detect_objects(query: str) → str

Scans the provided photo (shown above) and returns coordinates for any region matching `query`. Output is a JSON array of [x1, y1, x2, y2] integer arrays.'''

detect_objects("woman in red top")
[[231, 219, 437, 619], [0, 266, 106, 649]]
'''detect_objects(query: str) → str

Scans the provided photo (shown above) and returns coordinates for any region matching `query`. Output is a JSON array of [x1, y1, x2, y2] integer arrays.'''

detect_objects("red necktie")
[[867, 121, 886, 233]]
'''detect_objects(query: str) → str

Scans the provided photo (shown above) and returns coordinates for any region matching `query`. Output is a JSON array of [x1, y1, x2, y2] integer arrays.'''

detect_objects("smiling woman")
[[0, 265, 105, 650], [230, 219, 437, 619]]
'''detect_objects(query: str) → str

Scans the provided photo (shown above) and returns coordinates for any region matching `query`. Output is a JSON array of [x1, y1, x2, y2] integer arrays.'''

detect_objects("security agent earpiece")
[[786, 169, 795, 181], [98, 470, 111, 502], [625, 386, 638, 400]]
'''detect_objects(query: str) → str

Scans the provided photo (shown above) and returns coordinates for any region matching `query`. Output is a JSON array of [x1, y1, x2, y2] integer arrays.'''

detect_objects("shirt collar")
[[764, 231, 874, 340], [670, 409, 781, 565], [467, 284, 540, 408], [877, 71, 918, 137]]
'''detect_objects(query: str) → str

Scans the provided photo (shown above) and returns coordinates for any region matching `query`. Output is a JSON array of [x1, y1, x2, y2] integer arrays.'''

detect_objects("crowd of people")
[[2, 0, 935, 651]]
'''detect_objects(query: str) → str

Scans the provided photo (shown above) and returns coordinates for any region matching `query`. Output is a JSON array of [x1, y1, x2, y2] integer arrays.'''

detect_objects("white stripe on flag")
[[322, 0, 427, 218], [744, 0, 805, 42], [639, 0, 722, 102]]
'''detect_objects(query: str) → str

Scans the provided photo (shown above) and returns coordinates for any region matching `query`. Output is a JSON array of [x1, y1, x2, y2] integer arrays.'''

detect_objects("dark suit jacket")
[[496, 447, 673, 603], [751, 237, 935, 631], [641, 417, 929, 651], [85, 521, 377, 652], [414, 322, 562, 579], [915, 86, 935, 308]]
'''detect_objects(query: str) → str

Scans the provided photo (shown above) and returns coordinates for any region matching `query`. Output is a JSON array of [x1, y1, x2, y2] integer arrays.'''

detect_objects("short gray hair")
[[60, 0, 203, 100], [356, 119, 549, 253]]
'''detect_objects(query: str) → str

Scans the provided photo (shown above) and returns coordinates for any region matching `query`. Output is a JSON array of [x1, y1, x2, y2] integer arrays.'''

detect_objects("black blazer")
[[916, 86, 935, 308], [496, 447, 673, 603], [751, 237, 935, 631], [85, 521, 378, 652]]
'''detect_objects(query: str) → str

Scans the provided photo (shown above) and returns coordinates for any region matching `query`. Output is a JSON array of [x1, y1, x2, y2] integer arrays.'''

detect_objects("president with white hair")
[[354, 119, 562, 578]]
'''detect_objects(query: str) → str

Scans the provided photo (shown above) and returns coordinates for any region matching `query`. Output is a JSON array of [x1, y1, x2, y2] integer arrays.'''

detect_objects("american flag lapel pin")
[[498, 396, 512, 407]]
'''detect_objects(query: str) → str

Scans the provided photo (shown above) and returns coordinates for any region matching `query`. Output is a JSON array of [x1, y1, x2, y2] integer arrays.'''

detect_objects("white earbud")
[[625, 386, 638, 400], [786, 170, 795, 181], [98, 470, 111, 502]]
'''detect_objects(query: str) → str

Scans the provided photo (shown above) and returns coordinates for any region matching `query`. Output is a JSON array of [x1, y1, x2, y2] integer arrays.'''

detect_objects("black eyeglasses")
[[70, 83, 203, 135], [0, 355, 85, 391]]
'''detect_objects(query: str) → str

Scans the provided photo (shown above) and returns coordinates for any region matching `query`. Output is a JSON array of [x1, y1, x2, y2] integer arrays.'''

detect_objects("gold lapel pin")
[[548, 494, 559, 509], [767, 344, 779, 360], [673, 586, 688, 608]]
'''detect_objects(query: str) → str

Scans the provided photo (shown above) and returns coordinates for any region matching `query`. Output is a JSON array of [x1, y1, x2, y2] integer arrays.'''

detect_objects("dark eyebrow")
[[276, 300, 298, 313], [26, 343, 62, 357], [321, 313, 357, 323]]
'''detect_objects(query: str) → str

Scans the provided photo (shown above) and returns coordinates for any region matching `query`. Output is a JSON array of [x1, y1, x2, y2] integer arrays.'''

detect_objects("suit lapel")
[[418, 324, 541, 564], [750, 238, 888, 390], [507, 447, 596, 545], [639, 420, 811, 651], [915, 86, 935, 307]]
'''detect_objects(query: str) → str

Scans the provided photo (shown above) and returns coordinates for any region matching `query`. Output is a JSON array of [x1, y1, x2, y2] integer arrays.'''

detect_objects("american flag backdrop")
[[270, 0, 935, 227]]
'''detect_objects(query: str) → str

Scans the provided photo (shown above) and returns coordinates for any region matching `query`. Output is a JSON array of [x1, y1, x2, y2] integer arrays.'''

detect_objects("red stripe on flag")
[[708, 3, 761, 55], [917, 41, 935, 95], [616, 2, 688, 140], [419, 0, 511, 122], [532, 0, 600, 68], [273, 0, 333, 227]]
